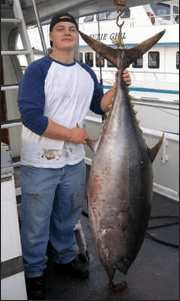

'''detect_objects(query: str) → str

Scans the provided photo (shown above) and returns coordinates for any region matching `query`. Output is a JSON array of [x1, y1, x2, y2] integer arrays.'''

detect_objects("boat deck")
[[43, 171, 179, 300]]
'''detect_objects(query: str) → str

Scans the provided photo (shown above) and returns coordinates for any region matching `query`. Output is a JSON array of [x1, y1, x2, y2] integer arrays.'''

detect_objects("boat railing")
[[130, 71, 179, 75], [130, 70, 179, 81], [95, 69, 179, 88], [84, 116, 179, 141], [95, 69, 179, 77]]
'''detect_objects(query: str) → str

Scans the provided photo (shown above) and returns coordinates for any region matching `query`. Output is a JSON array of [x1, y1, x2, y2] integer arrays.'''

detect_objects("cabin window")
[[107, 11, 118, 20], [85, 52, 93, 67], [79, 52, 83, 63], [84, 15, 94, 22], [148, 52, 160, 69], [176, 52, 179, 69], [150, 3, 170, 20], [96, 54, 105, 67], [118, 7, 131, 19], [97, 12, 107, 21], [132, 56, 143, 68], [96, 9, 131, 21]]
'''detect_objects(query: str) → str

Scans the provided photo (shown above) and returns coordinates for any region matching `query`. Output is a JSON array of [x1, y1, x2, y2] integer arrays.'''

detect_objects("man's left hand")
[[122, 70, 131, 86], [115, 70, 131, 86]]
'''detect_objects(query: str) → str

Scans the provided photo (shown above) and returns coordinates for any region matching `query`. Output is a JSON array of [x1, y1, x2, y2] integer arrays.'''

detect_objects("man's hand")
[[122, 70, 131, 86], [115, 70, 131, 86], [42, 119, 89, 144], [69, 127, 89, 144]]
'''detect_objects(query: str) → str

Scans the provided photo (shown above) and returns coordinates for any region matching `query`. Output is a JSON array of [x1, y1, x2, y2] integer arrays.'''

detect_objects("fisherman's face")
[[50, 21, 78, 51]]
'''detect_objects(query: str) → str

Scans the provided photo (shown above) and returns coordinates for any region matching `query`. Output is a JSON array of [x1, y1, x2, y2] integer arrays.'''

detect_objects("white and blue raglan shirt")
[[18, 55, 104, 168]]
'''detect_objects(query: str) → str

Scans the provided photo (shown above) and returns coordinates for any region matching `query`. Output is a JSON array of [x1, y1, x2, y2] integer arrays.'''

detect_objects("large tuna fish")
[[79, 29, 165, 286]]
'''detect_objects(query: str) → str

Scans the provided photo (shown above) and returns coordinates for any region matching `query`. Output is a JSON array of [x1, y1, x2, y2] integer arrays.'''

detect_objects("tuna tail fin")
[[79, 30, 166, 69], [79, 31, 118, 67], [126, 30, 166, 67], [147, 133, 164, 163]]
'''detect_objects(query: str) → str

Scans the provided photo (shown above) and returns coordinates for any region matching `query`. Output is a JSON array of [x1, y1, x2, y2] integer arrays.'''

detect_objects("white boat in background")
[[79, 0, 179, 134]]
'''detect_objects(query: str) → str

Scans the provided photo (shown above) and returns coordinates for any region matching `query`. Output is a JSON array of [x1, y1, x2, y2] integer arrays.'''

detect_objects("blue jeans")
[[20, 160, 86, 278]]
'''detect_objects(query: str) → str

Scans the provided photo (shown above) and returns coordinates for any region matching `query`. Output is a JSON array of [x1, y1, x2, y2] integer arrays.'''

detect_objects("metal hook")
[[116, 6, 125, 29], [116, 15, 124, 30], [115, 11, 125, 49]]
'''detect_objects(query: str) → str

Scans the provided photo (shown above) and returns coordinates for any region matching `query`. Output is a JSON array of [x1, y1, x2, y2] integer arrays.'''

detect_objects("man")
[[18, 12, 131, 300]]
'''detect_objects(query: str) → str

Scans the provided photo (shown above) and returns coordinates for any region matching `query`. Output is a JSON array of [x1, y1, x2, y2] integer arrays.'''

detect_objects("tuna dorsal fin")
[[147, 133, 164, 163], [79, 30, 166, 69]]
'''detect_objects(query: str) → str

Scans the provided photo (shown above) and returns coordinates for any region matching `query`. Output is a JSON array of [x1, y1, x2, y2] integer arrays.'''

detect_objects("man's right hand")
[[69, 127, 89, 144]]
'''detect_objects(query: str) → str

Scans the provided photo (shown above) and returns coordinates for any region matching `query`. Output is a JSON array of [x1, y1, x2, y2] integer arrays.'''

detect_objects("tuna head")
[[96, 227, 138, 281]]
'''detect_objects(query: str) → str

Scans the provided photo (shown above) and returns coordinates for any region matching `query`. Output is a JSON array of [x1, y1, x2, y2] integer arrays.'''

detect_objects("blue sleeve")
[[18, 59, 49, 136], [77, 61, 104, 115]]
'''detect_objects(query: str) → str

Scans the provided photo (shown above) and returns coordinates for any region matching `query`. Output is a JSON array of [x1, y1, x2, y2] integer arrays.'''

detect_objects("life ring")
[[146, 12, 155, 25]]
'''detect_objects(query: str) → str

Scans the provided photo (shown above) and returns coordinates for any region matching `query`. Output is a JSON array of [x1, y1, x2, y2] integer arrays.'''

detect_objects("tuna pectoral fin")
[[76, 123, 97, 152], [147, 133, 164, 163], [86, 138, 97, 152], [79, 30, 166, 69]]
